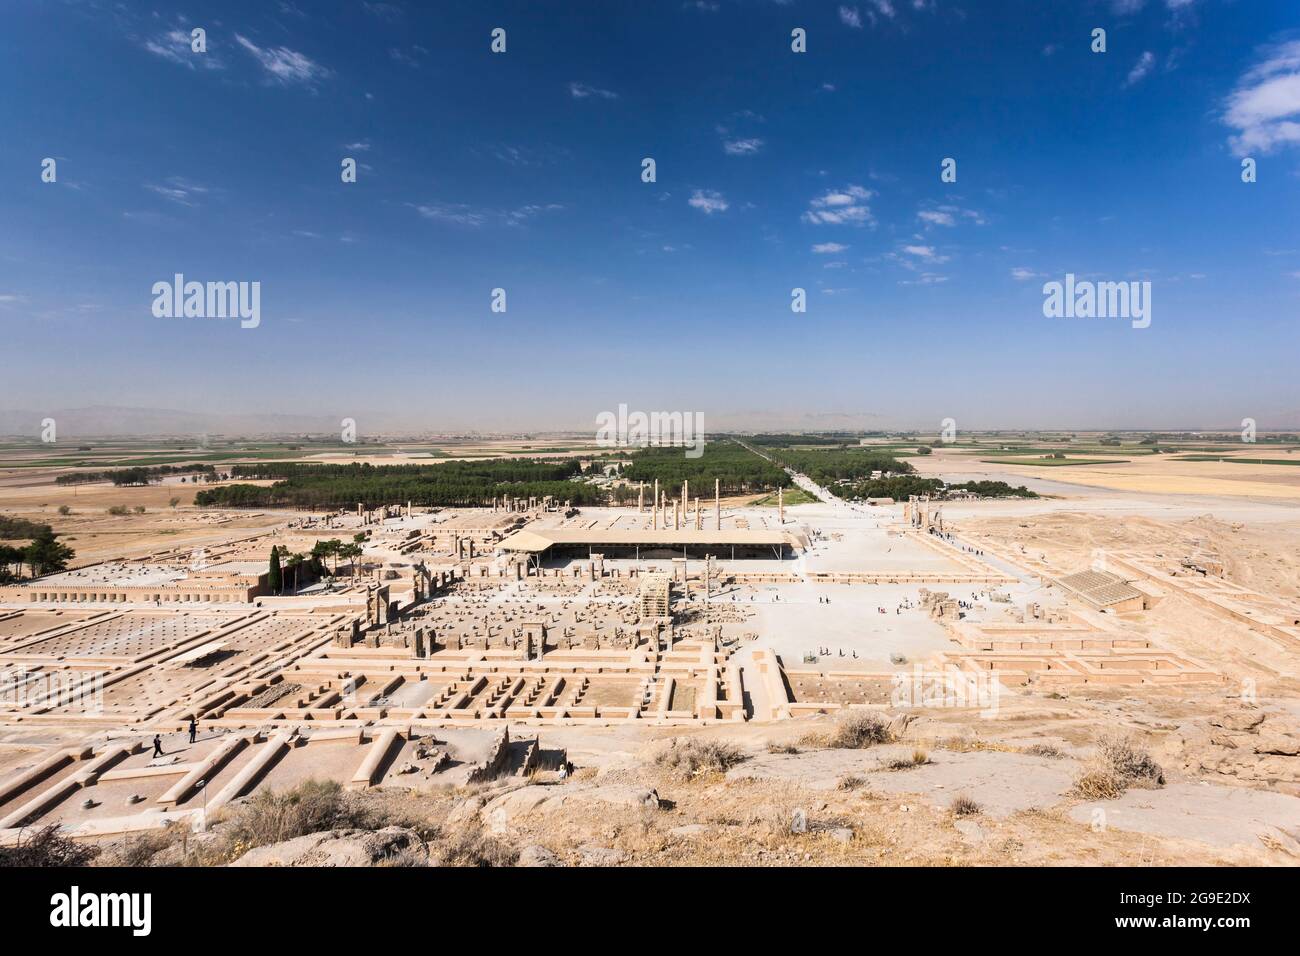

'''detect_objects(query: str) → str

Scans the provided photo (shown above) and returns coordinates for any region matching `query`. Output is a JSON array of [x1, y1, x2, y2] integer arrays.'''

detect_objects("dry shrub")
[[885, 748, 931, 771], [224, 778, 361, 850], [96, 825, 180, 867], [766, 741, 799, 754], [377, 846, 430, 868], [1072, 769, 1124, 800], [950, 794, 982, 817], [937, 736, 1014, 754], [654, 738, 746, 779], [1072, 734, 1164, 799], [1096, 735, 1164, 786], [837, 775, 866, 791], [0, 825, 99, 867], [1023, 743, 1063, 758], [825, 710, 892, 749], [437, 827, 519, 867]]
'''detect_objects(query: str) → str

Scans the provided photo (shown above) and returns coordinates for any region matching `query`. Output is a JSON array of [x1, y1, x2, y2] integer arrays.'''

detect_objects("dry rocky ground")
[[53, 700, 1297, 869]]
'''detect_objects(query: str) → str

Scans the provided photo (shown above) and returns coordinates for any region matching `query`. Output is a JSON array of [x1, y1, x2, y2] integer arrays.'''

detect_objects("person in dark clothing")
[[152, 734, 163, 758], [188, 718, 197, 744]]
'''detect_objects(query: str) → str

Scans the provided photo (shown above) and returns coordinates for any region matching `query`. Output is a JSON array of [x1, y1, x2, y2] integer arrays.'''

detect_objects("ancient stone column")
[[715, 479, 721, 530], [778, 486, 784, 524], [638, 481, 644, 512], [653, 479, 659, 529]]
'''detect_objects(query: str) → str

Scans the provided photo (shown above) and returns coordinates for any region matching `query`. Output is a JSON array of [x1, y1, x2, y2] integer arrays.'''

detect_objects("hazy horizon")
[[1, 402, 1298, 439]]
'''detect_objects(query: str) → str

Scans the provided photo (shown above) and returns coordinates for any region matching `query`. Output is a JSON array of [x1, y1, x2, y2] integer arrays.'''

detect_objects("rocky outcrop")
[[229, 826, 427, 867], [1165, 708, 1300, 793]]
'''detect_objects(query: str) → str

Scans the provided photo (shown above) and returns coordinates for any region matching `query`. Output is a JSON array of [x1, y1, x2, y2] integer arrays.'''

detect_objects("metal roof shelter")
[[495, 527, 805, 562], [1054, 569, 1147, 612]]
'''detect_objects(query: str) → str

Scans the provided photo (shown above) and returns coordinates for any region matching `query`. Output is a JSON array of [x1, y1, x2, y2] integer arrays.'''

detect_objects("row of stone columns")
[[638, 477, 723, 530]]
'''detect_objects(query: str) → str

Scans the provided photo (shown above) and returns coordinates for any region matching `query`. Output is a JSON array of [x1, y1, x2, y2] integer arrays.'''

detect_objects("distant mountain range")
[[0, 406, 348, 438], [1, 405, 1294, 439]]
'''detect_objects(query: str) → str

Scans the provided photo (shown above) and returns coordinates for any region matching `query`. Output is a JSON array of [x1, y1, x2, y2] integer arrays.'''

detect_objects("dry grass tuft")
[[885, 748, 931, 771], [1072, 768, 1125, 800], [0, 825, 99, 867], [1023, 743, 1064, 758], [224, 779, 361, 850], [436, 826, 518, 867], [950, 794, 983, 817], [937, 736, 1015, 754], [1072, 733, 1164, 799], [654, 738, 747, 779], [824, 710, 893, 749]]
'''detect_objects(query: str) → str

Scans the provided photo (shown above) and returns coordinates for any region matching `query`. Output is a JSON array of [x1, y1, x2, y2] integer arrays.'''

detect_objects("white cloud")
[[1223, 40, 1300, 155], [1010, 267, 1043, 281], [886, 244, 950, 274], [410, 202, 563, 227], [869, 0, 896, 21], [569, 82, 618, 100], [918, 209, 954, 227], [412, 203, 488, 227], [389, 46, 429, 68], [142, 29, 223, 70], [802, 185, 874, 226], [362, 2, 403, 21], [688, 189, 729, 214], [1125, 51, 1156, 87], [918, 204, 984, 228], [723, 137, 765, 155], [145, 176, 208, 207], [344, 141, 371, 152], [235, 34, 329, 86], [504, 203, 564, 226], [901, 244, 944, 261], [812, 242, 849, 254], [839, 6, 863, 28]]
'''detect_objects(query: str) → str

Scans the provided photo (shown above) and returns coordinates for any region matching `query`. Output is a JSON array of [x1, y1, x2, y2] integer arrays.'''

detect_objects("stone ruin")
[[919, 588, 961, 620]]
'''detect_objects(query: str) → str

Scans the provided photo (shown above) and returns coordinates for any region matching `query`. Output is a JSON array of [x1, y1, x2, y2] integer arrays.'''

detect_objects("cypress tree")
[[268, 546, 283, 595]]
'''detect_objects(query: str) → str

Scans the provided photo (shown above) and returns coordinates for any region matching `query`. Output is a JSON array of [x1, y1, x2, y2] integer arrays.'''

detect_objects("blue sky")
[[1, 0, 1298, 433]]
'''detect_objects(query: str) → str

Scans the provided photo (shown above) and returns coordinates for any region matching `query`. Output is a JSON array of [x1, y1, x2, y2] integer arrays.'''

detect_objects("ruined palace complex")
[[1, 482, 1284, 844]]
